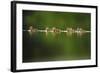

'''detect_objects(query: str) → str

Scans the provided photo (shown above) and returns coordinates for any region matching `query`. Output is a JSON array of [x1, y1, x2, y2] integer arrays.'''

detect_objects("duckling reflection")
[[66, 31, 73, 36], [76, 32, 84, 36]]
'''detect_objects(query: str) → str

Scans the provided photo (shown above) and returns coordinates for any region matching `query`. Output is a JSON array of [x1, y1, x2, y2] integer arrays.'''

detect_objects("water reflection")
[[23, 29, 91, 63]]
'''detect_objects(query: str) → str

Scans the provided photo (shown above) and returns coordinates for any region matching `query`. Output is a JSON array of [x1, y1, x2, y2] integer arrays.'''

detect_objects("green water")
[[23, 32, 91, 62]]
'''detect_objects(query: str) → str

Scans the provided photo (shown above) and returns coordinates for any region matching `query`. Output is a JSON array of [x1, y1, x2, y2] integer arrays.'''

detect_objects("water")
[[23, 31, 91, 63]]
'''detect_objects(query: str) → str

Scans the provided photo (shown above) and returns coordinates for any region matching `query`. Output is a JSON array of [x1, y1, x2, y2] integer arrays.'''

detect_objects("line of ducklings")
[[26, 26, 90, 33]]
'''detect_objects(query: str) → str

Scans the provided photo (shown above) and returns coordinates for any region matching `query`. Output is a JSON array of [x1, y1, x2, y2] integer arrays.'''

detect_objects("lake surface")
[[23, 31, 91, 63]]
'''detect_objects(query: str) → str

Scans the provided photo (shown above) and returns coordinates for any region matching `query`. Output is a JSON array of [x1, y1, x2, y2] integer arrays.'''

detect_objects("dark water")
[[23, 31, 91, 63]]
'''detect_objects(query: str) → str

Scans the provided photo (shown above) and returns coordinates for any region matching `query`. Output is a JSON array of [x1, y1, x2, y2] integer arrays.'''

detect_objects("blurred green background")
[[23, 10, 91, 30], [23, 10, 91, 62]]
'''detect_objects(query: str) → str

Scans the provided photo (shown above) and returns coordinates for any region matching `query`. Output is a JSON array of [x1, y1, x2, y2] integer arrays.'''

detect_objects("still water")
[[23, 32, 91, 63]]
